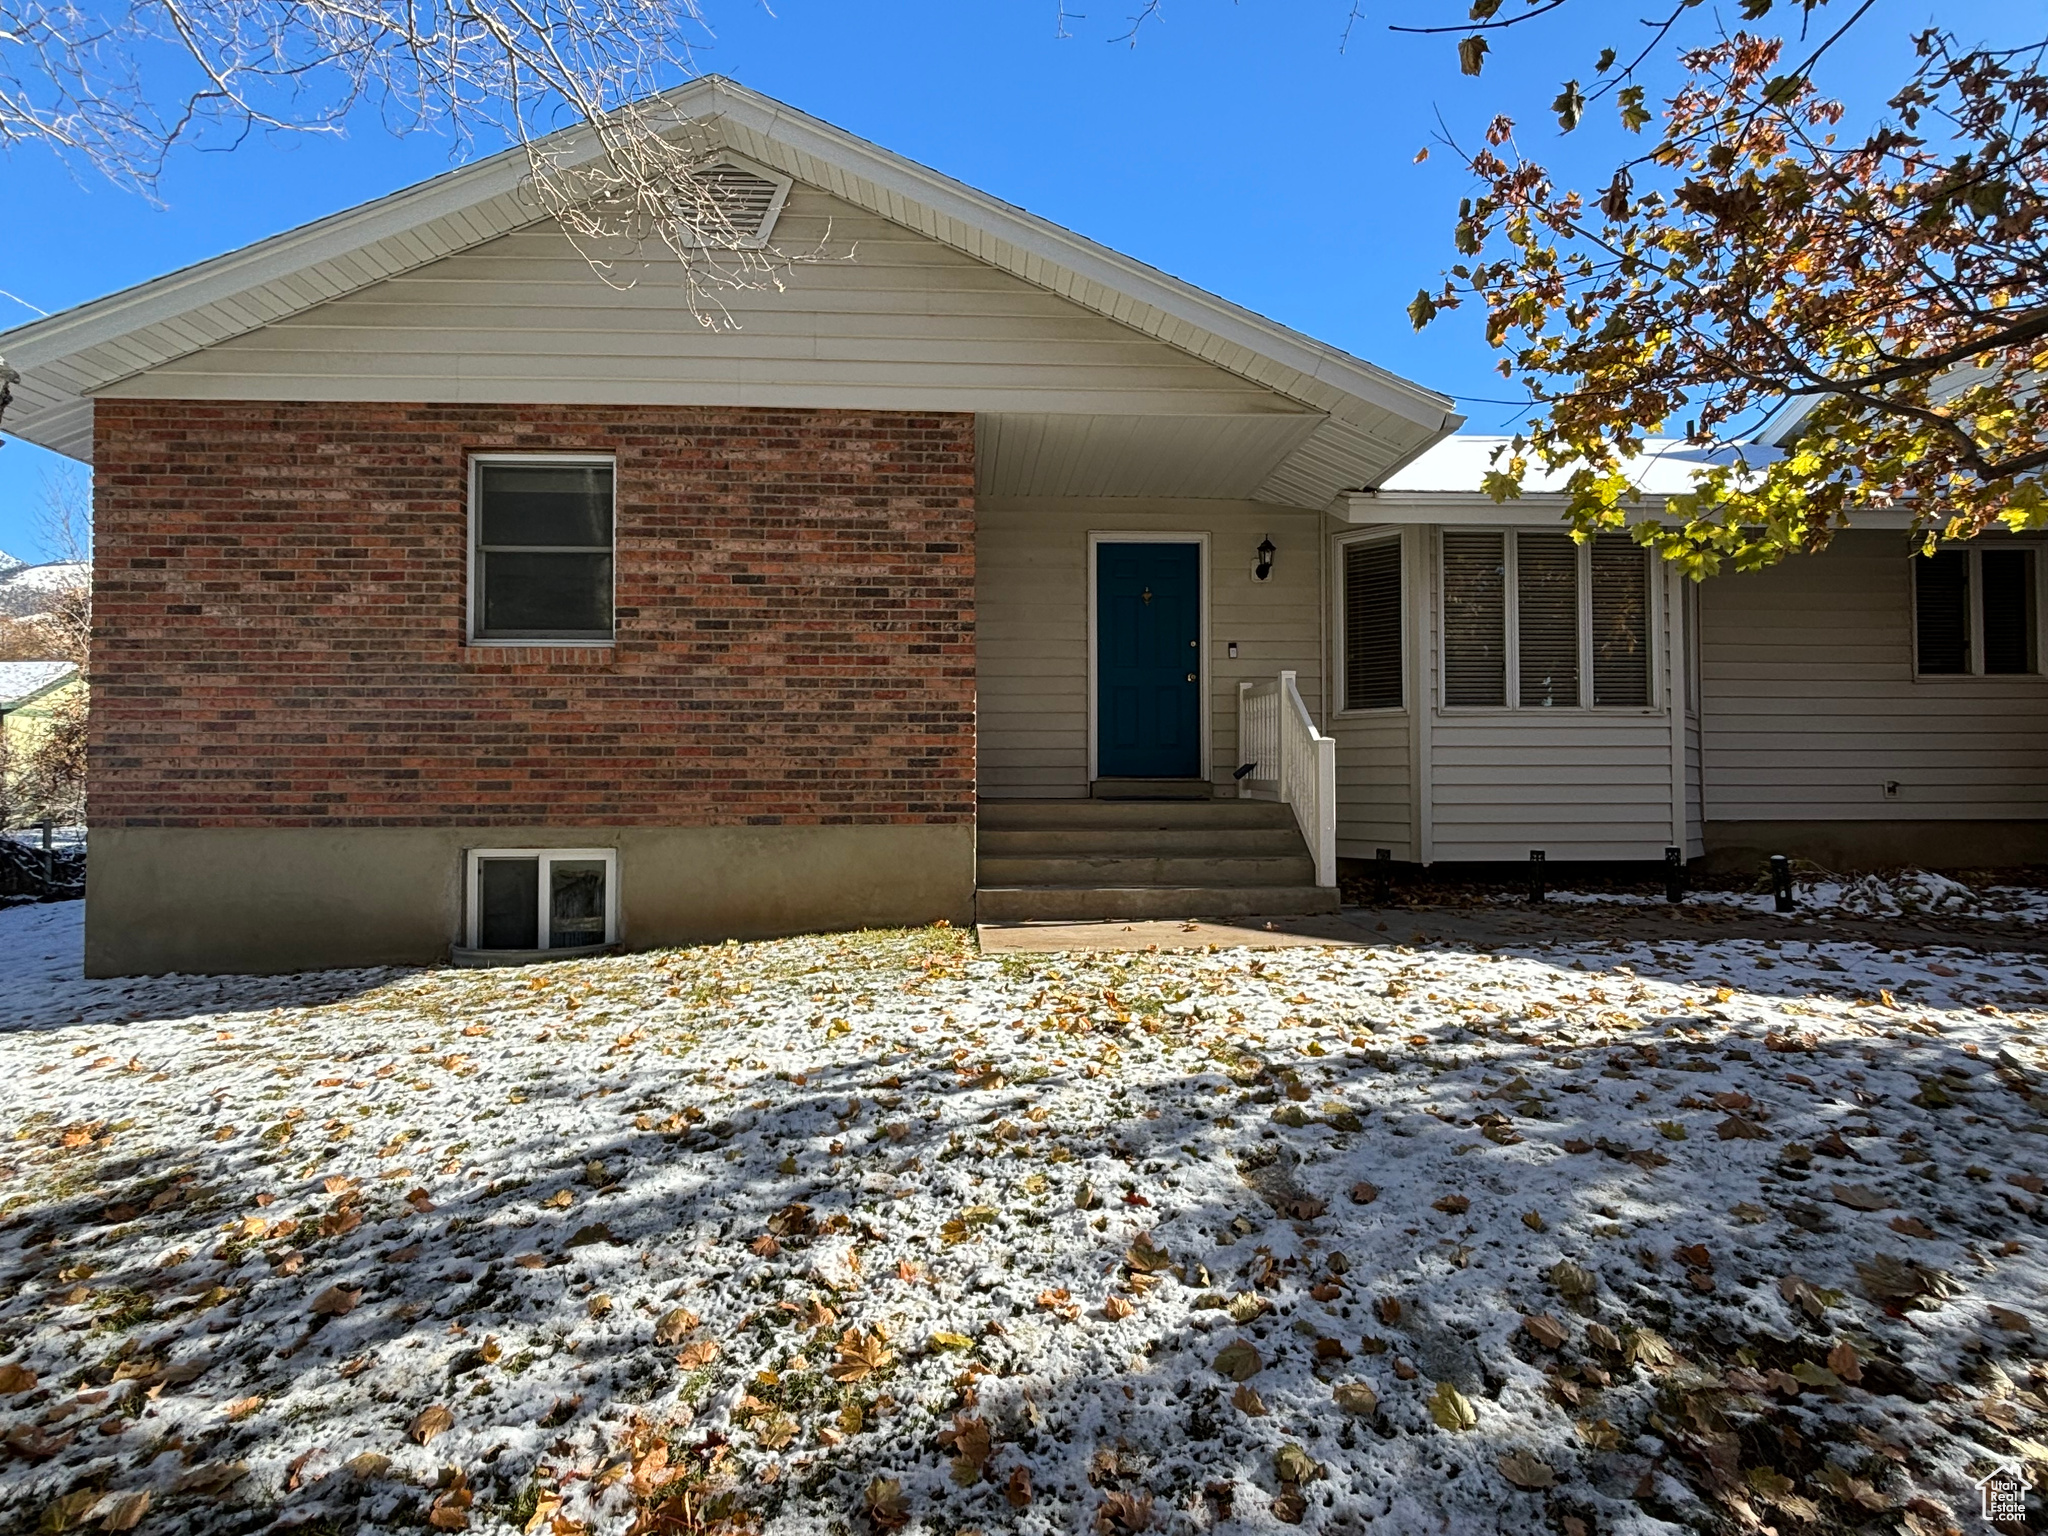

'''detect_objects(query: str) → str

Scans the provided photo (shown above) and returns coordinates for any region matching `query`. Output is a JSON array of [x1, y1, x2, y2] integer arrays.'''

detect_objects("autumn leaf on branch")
[[1412, 16, 2048, 570]]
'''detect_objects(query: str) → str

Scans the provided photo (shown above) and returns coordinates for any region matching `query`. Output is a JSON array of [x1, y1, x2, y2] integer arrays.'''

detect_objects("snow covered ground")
[[1, 900, 2046, 1534]]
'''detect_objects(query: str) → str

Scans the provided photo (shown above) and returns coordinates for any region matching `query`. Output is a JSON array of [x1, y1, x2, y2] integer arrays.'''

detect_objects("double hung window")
[[471, 458, 615, 642]]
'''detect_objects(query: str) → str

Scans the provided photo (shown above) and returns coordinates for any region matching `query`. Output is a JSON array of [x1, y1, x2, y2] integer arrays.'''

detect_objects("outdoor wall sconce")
[[1254, 536, 1276, 581]]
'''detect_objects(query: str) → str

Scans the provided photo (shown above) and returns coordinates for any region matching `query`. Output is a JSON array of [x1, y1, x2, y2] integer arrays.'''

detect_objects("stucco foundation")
[[85, 824, 976, 976], [1701, 819, 2048, 875]]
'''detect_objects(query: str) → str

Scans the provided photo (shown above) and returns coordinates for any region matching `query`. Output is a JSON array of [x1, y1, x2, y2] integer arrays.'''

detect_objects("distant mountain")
[[0, 558, 88, 619]]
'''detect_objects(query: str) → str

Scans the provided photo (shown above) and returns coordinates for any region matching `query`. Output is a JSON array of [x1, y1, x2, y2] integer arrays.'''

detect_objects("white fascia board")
[[1336, 490, 1931, 531], [0, 141, 547, 376], [1333, 491, 1671, 526], [0, 76, 1461, 464]]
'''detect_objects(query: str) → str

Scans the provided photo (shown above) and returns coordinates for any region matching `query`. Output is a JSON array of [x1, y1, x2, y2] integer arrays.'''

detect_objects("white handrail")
[[1235, 670, 1338, 889]]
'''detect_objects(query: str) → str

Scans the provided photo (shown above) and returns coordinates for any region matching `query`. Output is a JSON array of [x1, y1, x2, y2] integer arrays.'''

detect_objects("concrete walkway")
[[978, 898, 2048, 954]]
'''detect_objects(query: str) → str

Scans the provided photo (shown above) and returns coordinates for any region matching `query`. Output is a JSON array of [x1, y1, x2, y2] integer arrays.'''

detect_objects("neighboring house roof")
[[0, 560, 90, 619], [0, 661, 79, 710], [0, 77, 1461, 505], [1377, 435, 1769, 498]]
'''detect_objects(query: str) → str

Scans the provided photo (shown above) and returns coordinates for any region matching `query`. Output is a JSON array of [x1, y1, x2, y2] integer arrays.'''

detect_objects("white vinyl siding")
[[110, 185, 1297, 419], [1700, 530, 2048, 822], [977, 499, 1325, 798], [1424, 532, 1683, 861]]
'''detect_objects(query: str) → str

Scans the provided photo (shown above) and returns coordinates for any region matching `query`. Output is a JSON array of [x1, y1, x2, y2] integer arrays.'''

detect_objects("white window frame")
[[464, 847, 619, 951], [1436, 528, 1660, 713], [467, 453, 618, 647], [1910, 544, 2045, 681], [1333, 528, 1406, 717]]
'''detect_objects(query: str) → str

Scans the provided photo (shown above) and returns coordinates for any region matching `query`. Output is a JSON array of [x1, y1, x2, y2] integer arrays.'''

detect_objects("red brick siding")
[[90, 401, 976, 827]]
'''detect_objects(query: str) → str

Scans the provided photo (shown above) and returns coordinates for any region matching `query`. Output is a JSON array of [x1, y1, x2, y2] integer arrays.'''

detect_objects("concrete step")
[[976, 826, 1306, 857], [977, 853, 1317, 887], [1090, 778, 1212, 800], [976, 884, 1341, 922], [978, 798, 1297, 831]]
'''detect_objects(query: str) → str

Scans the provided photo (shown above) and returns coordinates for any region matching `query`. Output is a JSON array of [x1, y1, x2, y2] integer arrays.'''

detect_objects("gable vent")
[[675, 158, 793, 249]]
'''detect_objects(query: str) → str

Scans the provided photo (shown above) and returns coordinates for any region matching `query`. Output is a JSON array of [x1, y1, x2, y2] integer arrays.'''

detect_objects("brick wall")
[[90, 401, 976, 827]]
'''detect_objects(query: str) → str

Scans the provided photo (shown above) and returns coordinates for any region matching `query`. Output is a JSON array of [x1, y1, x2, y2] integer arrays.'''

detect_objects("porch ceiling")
[[977, 412, 1330, 501]]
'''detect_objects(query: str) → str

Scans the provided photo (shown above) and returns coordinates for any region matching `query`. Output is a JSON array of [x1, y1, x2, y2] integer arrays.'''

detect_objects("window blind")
[[1982, 549, 2037, 675], [1344, 540, 1403, 710], [1914, 551, 1971, 674], [1516, 532, 1579, 707], [1442, 532, 1506, 706], [475, 462, 615, 641], [1590, 539, 1651, 706]]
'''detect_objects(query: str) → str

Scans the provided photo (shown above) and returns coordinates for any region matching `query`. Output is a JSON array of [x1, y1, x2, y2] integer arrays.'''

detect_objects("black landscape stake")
[[1664, 846, 1685, 903], [1771, 854, 1795, 912], [1528, 850, 1545, 903], [1374, 848, 1392, 904]]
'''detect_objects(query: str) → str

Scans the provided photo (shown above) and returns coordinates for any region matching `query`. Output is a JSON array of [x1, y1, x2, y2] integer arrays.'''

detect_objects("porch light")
[[1254, 536, 1276, 581]]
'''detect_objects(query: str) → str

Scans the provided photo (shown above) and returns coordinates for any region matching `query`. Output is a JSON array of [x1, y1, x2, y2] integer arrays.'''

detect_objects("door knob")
[[1186, 672, 1198, 682]]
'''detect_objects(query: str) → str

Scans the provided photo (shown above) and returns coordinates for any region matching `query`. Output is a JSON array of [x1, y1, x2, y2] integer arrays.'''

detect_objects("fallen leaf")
[[1856, 1253, 1959, 1309], [1232, 1383, 1269, 1416], [1717, 1115, 1771, 1141], [1102, 1296, 1135, 1322], [1333, 1382, 1378, 1416], [1889, 1216, 1939, 1240], [1427, 1380, 1476, 1431], [1350, 1181, 1380, 1204], [1827, 1340, 1863, 1382], [863, 1476, 910, 1531], [409, 1405, 454, 1445], [830, 1329, 894, 1383], [1522, 1314, 1567, 1349], [1497, 1450, 1555, 1490], [0, 1363, 35, 1394], [1005, 1465, 1032, 1509], [1096, 1490, 1154, 1532], [1214, 1340, 1263, 1381], [1549, 1259, 1597, 1299], [1990, 1305, 2034, 1333], [1831, 1184, 1891, 1212], [173, 1463, 249, 1495], [674, 1340, 719, 1369], [98, 1491, 151, 1531], [653, 1308, 699, 1345], [1433, 1194, 1470, 1215], [309, 1285, 361, 1317], [1274, 1443, 1322, 1485], [565, 1223, 615, 1248]]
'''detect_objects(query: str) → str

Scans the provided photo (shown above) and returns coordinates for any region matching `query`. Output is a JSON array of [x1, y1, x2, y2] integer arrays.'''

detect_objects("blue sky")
[[0, 0, 2000, 560]]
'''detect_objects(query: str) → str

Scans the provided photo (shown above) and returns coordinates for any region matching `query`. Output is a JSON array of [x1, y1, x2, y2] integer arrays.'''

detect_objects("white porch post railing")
[[1235, 671, 1338, 889]]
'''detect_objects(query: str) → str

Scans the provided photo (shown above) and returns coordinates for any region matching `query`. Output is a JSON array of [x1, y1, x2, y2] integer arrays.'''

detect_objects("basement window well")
[[459, 848, 617, 964]]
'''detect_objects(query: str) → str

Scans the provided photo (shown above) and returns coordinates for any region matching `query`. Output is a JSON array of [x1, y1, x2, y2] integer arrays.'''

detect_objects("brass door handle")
[[1186, 672, 1198, 682]]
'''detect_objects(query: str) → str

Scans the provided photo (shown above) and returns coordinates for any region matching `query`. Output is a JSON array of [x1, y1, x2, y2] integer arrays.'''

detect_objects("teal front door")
[[1096, 541, 1202, 779]]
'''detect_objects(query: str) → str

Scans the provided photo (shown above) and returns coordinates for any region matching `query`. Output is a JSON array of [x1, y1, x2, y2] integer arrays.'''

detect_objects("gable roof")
[[0, 661, 79, 710], [0, 77, 1459, 504]]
